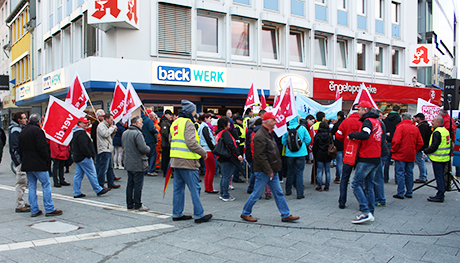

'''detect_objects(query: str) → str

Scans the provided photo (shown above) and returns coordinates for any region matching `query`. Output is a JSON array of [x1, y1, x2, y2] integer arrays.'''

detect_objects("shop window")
[[314, 35, 328, 66], [336, 40, 348, 68], [231, 20, 250, 57], [197, 15, 218, 54], [375, 46, 383, 73], [291, 0, 305, 17], [158, 3, 191, 55], [391, 1, 400, 24], [290, 31, 303, 63], [357, 42, 366, 71], [262, 26, 278, 60], [392, 49, 399, 75]]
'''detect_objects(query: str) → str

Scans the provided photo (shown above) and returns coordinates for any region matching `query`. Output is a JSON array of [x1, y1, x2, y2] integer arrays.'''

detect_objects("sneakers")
[[228, 185, 235, 190], [219, 196, 235, 202], [15, 207, 31, 213], [315, 186, 322, 192], [135, 205, 150, 212], [195, 214, 212, 223], [118, 166, 124, 170], [351, 213, 374, 224], [265, 195, 272, 200], [46, 210, 63, 217], [97, 188, 109, 196], [375, 203, 386, 207], [324, 186, 329, 191]]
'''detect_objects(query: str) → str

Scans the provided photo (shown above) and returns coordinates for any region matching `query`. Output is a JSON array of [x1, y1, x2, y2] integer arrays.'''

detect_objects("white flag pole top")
[[350, 83, 379, 113], [65, 72, 90, 111], [122, 82, 143, 123]]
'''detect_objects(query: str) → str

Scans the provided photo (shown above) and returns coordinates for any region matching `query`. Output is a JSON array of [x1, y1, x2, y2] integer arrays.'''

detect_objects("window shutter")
[[158, 3, 191, 55]]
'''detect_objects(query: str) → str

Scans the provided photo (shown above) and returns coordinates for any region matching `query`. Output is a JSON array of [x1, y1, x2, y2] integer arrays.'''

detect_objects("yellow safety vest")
[[236, 124, 245, 146], [428, 127, 451, 162], [170, 117, 201, 159], [243, 117, 250, 134]]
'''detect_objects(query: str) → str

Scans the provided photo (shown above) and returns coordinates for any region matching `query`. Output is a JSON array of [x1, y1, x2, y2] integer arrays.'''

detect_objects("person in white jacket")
[[96, 113, 120, 189]]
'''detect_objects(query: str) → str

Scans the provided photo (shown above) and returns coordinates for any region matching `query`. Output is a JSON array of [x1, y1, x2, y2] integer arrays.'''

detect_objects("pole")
[[87, 98, 100, 123]]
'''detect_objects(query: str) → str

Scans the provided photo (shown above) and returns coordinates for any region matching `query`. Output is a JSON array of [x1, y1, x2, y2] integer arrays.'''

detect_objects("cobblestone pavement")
[[0, 152, 459, 262]]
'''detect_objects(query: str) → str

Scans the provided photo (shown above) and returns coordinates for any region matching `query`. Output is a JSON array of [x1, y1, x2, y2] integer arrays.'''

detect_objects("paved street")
[[0, 151, 459, 262]]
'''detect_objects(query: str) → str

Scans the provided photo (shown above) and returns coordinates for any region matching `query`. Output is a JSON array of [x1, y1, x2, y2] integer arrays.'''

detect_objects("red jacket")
[[442, 114, 456, 137], [336, 113, 362, 147], [391, 119, 424, 162], [50, 140, 70, 160]]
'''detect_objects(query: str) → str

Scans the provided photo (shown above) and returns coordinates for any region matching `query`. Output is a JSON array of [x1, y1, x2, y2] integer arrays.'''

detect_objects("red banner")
[[313, 78, 442, 105]]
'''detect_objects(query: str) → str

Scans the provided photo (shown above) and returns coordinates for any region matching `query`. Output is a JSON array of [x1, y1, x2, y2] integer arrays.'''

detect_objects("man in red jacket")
[[391, 113, 424, 199]]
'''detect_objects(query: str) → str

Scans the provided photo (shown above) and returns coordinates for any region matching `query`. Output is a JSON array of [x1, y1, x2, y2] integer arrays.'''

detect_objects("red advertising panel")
[[313, 78, 441, 105]]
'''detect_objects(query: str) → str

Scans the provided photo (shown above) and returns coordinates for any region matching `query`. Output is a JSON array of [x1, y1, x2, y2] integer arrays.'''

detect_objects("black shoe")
[[97, 188, 109, 196], [339, 204, 345, 209], [205, 190, 219, 194], [233, 179, 245, 183], [265, 195, 272, 200], [393, 194, 404, 199], [54, 184, 61, 187], [60, 182, 71, 186], [285, 192, 292, 196], [297, 195, 305, 199], [64, 169, 70, 173], [404, 194, 412, 198], [173, 215, 193, 221], [247, 190, 253, 194], [427, 197, 444, 203], [195, 214, 212, 223], [74, 193, 86, 198]]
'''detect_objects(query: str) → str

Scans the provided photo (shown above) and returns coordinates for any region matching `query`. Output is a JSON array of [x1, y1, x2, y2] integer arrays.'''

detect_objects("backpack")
[[287, 125, 302, 152]]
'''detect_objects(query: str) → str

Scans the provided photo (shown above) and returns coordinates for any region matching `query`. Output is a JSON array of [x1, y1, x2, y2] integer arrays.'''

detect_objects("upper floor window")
[[338, 0, 346, 10], [336, 39, 348, 68], [158, 3, 191, 55], [357, 0, 366, 15], [262, 26, 278, 60], [375, 46, 383, 73], [197, 15, 218, 53], [391, 2, 400, 24], [375, 0, 383, 19], [290, 31, 303, 63], [314, 35, 328, 66], [357, 42, 366, 71], [264, 0, 279, 12], [231, 20, 250, 57], [234, 0, 251, 5], [315, 0, 326, 4], [392, 49, 399, 75]]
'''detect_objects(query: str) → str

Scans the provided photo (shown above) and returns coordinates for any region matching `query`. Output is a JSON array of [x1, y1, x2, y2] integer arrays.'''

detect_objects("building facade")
[[8, 0, 440, 117]]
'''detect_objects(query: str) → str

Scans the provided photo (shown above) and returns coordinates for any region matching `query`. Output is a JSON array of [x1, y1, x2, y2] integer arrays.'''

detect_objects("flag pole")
[[87, 98, 101, 123]]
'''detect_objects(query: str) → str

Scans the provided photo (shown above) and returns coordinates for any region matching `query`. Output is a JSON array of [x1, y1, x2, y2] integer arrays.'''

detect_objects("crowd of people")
[[8, 100, 456, 224]]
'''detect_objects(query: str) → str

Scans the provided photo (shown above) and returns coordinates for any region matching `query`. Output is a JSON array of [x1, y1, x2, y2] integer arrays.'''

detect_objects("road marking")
[[0, 184, 171, 219], [0, 223, 174, 252]]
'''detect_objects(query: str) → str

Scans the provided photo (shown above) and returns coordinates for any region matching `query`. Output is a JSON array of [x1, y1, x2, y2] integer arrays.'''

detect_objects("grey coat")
[[122, 125, 151, 172]]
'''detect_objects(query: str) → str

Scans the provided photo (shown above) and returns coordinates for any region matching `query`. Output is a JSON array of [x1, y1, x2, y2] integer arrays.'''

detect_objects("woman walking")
[[313, 121, 333, 191]]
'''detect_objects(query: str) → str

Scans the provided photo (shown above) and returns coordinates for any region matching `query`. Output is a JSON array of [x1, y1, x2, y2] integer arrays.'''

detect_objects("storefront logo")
[[42, 69, 65, 93], [276, 74, 310, 96], [328, 81, 377, 95], [154, 63, 226, 87], [412, 46, 430, 65], [88, 0, 139, 29], [92, 0, 121, 19], [18, 82, 34, 100], [409, 44, 432, 68]]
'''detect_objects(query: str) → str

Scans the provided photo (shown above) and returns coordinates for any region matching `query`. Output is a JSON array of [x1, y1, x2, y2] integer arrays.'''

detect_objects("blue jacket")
[[141, 111, 158, 145], [282, 117, 311, 157], [113, 122, 126, 147]]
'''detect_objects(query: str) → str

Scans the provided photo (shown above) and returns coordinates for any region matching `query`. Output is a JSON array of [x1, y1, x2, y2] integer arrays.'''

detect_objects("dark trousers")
[[147, 142, 157, 174], [161, 146, 170, 174], [338, 163, 354, 206], [52, 159, 66, 185], [432, 161, 447, 200], [126, 171, 145, 209]]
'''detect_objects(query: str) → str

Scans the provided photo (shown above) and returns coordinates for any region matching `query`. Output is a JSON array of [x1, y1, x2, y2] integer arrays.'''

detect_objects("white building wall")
[[0, 0, 10, 101]]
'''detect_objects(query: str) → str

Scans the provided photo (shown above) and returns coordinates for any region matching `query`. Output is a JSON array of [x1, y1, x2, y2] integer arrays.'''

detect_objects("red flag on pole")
[[122, 82, 143, 122], [244, 83, 260, 110], [335, 85, 341, 101], [350, 83, 379, 111], [273, 78, 297, 137], [260, 89, 267, 110], [42, 96, 87, 146], [110, 81, 127, 123], [163, 163, 173, 198], [65, 73, 89, 111]]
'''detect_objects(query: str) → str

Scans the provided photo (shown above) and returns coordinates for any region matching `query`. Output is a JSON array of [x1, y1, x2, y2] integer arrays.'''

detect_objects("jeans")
[[26, 171, 56, 214], [97, 152, 115, 188], [394, 160, 414, 197], [14, 164, 27, 209], [247, 162, 255, 192], [219, 161, 235, 199], [172, 168, 205, 219], [352, 162, 378, 214], [73, 157, 103, 196], [335, 151, 343, 179], [52, 159, 66, 185], [242, 172, 290, 218], [286, 156, 305, 197], [432, 161, 447, 200], [316, 161, 331, 188], [126, 171, 145, 209], [415, 151, 428, 181], [374, 157, 386, 204], [147, 142, 157, 174], [338, 163, 354, 206], [383, 142, 392, 183], [204, 151, 216, 192]]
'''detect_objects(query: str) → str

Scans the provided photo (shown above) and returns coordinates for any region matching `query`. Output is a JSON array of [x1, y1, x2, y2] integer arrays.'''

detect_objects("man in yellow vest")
[[423, 116, 451, 203], [170, 100, 212, 223]]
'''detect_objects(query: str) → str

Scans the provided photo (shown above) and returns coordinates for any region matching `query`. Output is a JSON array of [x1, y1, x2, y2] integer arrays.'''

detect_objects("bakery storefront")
[[312, 78, 442, 114]]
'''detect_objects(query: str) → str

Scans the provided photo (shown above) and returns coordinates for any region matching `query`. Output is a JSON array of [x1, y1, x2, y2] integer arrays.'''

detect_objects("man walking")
[[97, 113, 120, 189], [71, 117, 109, 198], [391, 113, 424, 199], [424, 116, 451, 203], [170, 100, 212, 223], [348, 102, 382, 224], [18, 114, 62, 217], [160, 110, 173, 176], [10, 111, 30, 213], [241, 112, 300, 222], [413, 113, 432, 183], [122, 116, 151, 212]]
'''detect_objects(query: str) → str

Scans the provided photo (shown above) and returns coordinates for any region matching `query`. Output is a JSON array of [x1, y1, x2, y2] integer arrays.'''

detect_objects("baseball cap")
[[164, 109, 173, 115], [414, 113, 425, 119], [78, 117, 89, 123], [262, 112, 276, 121], [355, 101, 373, 109]]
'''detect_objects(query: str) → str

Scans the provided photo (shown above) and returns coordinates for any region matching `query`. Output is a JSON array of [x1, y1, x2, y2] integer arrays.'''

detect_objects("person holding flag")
[[97, 113, 120, 189]]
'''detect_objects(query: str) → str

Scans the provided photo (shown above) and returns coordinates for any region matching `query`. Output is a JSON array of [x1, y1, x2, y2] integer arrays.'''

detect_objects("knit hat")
[[181, 100, 196, 114], [164, 109, 173, 115]]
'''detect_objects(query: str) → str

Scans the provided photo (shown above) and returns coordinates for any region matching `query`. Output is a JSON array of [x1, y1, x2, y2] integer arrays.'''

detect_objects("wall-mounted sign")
[[88, 0, 139, 30], [152, 62, 227, 88], [2, 95, 17, 108], [43, 69, 65, 93], [409, 44, 433, 68], [17, 82, 34, 101], [0, 75, 9, 90], [276, 74, 310, 96]]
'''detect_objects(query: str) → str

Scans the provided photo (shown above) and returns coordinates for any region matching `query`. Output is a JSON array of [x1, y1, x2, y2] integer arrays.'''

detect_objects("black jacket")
[[383, 112, 401, 142], [313, 128, 333, 162], [379, 119, 389, 157], [90, 120, 100, 153], [330, 118, 344, 151], [417, 121, 432, 151], [18, 124, 51, 171], [9, 120, 22, 166], [159, 116, 172, 148], [424, 130, 441, 155], [72, 126, 96, 163], [216, 129, 240, 163]]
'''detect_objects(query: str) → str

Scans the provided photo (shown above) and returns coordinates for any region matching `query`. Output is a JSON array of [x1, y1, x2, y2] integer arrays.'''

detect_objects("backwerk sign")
[[152, 62, 227, 88]]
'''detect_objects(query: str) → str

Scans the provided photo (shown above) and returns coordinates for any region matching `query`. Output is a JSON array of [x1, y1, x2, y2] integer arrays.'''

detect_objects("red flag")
[[351, 83, 378, 111], [273, 78, 297, 137], [110, 81, 127, 123], [244, 83, 260, 110], [122, 82, 143, 122], [42, 96, 87, 146], [260, 89, 267, 110], [163, 163, 173, 198], [65, 73, 89, 111]]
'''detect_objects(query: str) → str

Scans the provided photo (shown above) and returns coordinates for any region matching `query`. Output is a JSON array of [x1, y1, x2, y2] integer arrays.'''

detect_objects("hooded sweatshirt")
[[282, 117, 311, 157]]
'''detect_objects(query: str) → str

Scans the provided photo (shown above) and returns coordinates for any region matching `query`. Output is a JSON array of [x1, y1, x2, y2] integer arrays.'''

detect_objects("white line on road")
[[0, 223, 174, 252], [0, 184, 171, 218]]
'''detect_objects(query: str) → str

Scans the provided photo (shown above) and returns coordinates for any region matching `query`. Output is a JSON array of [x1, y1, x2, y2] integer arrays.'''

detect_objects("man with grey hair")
[[390, 113, 424, 199], [122, 116, 151, 211], [18, 114, 62, 217], [424, 116, 450, 202]]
